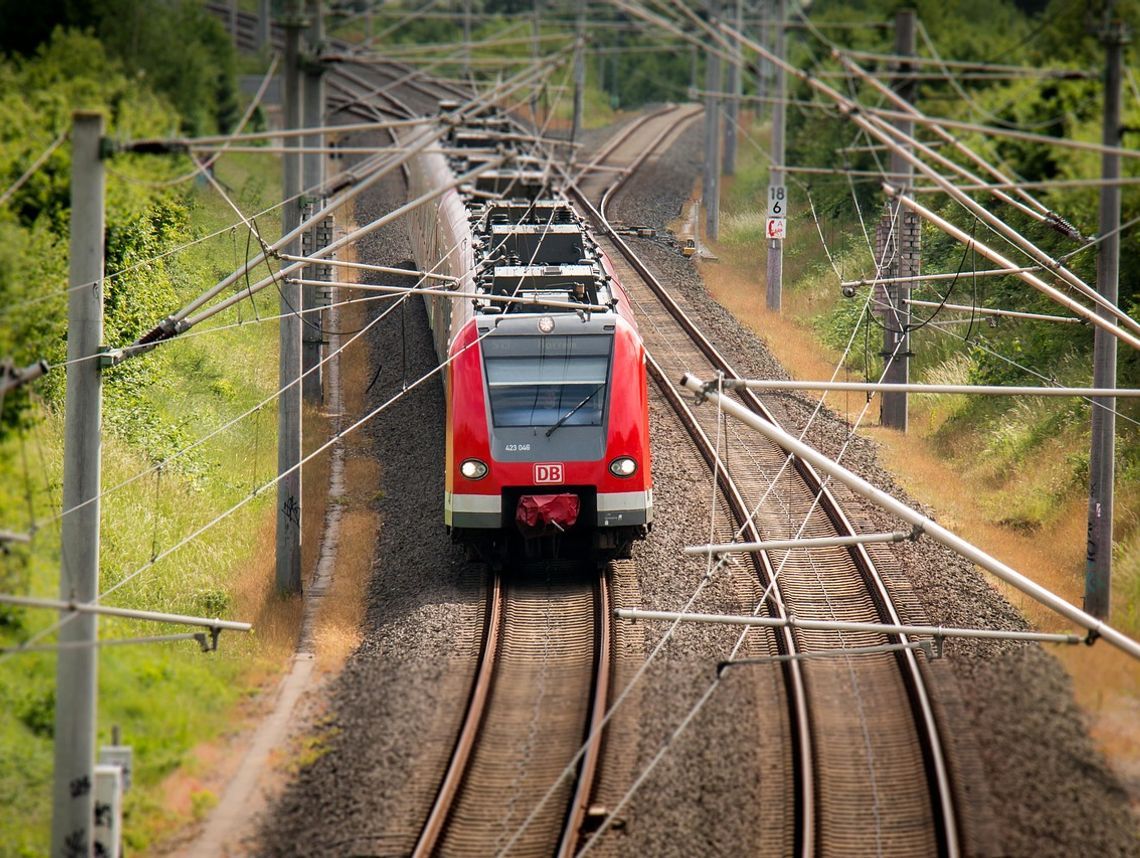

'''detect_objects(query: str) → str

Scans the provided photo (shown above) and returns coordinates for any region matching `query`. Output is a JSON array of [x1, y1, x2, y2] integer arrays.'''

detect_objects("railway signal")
[[766, 181, 786, 239]]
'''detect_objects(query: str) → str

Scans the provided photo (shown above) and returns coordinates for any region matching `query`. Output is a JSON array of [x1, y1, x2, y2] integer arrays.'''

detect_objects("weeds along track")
[[568, 105, 959, 857], [413, 564, 612, 858]]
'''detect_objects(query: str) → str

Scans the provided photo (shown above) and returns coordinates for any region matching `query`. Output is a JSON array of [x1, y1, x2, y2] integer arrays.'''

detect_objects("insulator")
[[1045, 211, 1084, 242]]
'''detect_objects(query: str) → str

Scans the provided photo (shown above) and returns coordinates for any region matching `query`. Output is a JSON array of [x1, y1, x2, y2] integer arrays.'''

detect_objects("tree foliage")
[[0, 0, 238, 135], [0, 29, 212, 452], [790, 0, 1140, 407]]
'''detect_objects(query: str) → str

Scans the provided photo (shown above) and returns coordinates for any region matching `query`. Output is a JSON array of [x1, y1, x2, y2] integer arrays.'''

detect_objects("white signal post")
[[765, 0, 786, 310]]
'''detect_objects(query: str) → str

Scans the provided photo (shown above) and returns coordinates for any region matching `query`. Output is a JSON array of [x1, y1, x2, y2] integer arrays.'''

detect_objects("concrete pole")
[[572, 0, 585, 144], [703, 0, 722, 241], [302, 0, 326, 404], [723, 0, 742, 175], [463, 0, 472, 79], [757, 0, 769, 121], [1085, 20, 1128, 618], [765, 0, 785, 310], [278, 12, 304, 594], [258, 0, 271, 51], [530, 0, 541, 122], [881, 8, 916, 431], [229, 0, 239, 49], [52, 110, 105, 858]]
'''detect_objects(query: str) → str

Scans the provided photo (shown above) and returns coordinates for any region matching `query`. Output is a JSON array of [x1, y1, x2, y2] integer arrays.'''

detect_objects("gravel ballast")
[[258, 109, 1139, 857]]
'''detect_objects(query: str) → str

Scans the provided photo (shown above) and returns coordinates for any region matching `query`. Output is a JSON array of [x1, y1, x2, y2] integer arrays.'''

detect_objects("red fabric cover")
[[516, 493, 580, 531]]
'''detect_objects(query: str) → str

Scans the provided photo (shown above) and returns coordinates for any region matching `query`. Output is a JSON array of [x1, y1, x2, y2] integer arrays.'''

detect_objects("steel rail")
[[211, 17, 615, 853], [556, 573, 613, 858], [645, 352, 816, 857], [566, 105, 816, 857], [322, 50, 612, 858], [569, 105, 959, 857], [412, 570, 504, 858], [412, 570, 612, 857], [573, 104, 679, 188], [596, 106, 704, 219]]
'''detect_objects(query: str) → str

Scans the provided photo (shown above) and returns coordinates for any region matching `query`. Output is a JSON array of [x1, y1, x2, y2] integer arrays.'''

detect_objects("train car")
[[405, 112, 653, 563]]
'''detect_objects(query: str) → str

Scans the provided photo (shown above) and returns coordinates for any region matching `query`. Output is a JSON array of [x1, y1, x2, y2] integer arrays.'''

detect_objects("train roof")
[[472, 263, 615, 316], [438, 111, 620, 319]]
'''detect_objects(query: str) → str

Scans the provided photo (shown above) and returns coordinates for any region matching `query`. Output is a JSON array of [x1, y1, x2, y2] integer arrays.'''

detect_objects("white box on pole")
[[93, 764, 122, 858], [99, 745, 133, 792]]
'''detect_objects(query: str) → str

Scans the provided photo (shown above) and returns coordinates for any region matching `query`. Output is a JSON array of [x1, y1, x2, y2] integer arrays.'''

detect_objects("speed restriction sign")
[[766, 217, 786, 240]]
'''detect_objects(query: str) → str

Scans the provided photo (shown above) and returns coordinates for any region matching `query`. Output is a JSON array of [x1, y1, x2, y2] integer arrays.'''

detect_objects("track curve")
[[570, 105, 959, 858]]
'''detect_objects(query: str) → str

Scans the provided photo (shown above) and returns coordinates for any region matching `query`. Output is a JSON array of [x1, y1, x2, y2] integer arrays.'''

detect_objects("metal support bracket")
[[931, 634, 945, 659], [193, 626, 222, 653], [98, 347, 123, 369], [717, 638, 935, 675]]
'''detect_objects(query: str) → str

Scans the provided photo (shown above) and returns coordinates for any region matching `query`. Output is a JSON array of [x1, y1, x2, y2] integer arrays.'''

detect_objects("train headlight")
[[609, 456, 637, 478], [537, 316, 555, 334], [460, 458, 489, 480]]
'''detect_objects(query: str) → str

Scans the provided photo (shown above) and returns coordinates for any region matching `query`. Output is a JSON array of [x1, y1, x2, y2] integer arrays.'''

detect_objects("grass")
[[0, 147, 307, 855]]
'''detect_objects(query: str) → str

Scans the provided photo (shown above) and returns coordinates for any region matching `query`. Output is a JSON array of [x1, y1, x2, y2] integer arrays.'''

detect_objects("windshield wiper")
[[545, 383, 605, 438]]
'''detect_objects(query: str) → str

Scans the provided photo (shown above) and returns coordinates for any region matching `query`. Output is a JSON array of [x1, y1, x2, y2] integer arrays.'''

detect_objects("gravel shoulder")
[[612, 117, 1140, 857]]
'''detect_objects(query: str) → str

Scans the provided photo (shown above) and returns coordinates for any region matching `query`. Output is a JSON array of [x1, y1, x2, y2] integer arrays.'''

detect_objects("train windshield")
[[483, 334, 612, 429]]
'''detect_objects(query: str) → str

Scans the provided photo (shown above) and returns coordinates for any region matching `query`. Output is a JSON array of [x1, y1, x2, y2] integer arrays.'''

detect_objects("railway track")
[[207, 12, 959, 848], [568, 105, 960, 857], [314, 51, 617, 858], [413, 565, 613, 857]]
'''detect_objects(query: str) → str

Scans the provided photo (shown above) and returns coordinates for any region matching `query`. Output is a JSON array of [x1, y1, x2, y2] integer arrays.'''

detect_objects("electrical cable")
[[915, 19, 1073, 133], [6, 318, 505, 660], [5, 45, 582, 654], [0, 153, 359, 321], [0, 129, 68, 208], [761, 11, 1137, 341], [108, 52, 280, 190]]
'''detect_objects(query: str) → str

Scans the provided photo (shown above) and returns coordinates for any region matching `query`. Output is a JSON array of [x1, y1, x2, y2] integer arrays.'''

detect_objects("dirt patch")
[[146, 512, 302, 854]]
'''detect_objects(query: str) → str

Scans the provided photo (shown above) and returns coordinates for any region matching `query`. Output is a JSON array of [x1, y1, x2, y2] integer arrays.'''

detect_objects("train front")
[[446, 309, 653, 563]]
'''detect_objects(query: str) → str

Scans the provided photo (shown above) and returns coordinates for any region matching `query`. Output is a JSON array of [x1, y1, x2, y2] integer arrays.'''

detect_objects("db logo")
[[534, 463, 564, 484]]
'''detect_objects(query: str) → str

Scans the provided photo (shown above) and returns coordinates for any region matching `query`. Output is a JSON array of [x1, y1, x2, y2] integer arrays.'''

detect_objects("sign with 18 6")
[[767, 184, 786, 217]]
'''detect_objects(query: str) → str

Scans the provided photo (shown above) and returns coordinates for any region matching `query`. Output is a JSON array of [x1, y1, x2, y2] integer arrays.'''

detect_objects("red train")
[[406, 113, 653, 563]]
